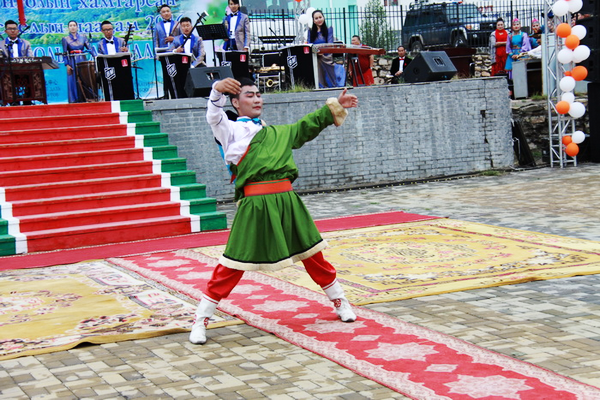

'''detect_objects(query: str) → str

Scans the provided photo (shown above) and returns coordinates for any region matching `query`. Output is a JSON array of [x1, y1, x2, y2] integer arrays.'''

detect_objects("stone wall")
[[144, 77, 513, 202]]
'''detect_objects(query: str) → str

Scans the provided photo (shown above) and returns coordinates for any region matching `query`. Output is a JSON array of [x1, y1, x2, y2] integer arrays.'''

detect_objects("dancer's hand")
[[338, 88, 358, 109], [215, 78, 241, 95]]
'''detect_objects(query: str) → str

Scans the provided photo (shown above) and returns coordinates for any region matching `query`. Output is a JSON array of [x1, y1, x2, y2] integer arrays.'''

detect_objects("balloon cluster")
[[298, 7, 316, 28], [551, 0, 588, 157]]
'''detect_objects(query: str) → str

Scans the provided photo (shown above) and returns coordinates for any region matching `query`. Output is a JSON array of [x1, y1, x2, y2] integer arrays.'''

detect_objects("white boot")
[[189, 295, 218, 344], [323, 280, 356, 323]]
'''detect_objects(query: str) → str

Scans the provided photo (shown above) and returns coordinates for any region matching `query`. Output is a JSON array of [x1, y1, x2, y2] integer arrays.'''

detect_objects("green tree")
[[359, 0, 396, 51]]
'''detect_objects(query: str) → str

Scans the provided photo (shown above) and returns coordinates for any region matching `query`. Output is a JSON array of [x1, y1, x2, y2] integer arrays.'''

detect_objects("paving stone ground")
[[2, 164, 600, 399]]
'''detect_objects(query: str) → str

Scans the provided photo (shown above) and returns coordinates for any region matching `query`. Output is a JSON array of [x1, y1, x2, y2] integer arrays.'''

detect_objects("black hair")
[[352, 35, 360, 40], [229, 0, 240, 4], [4, 20, 17, 28], [309, 10, 328, 44], [496, 17, 504, 23], [230, 77, 258, 100], [68, 20, 78, 26], [158, 4, 170, 12], [100, 20, 112, 27], [180, 17, 192, 24]]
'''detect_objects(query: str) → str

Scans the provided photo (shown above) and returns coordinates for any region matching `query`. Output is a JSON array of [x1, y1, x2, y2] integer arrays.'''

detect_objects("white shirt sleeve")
[[206, 82, 262, 165]]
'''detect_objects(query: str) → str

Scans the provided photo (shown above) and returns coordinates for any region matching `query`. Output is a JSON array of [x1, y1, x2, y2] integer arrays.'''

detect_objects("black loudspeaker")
[[580, 0, 598, 15], [578, 16, 600, 83], [279, 45, 317, 89], [403, 51, 457, 83], [184, 66, 234, 98]]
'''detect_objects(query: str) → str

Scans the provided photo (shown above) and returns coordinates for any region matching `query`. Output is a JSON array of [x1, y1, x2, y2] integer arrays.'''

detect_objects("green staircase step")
[[0, 235, 16, 256], [125, 110, 154, 124], [152, 145, 179, 159], [142, 133, 169, 147], [160, 158, 187, 172], [119, 100, 145, 112], [178, 183, 207, 200], [170, 170, 198, 185], [0, 219, 7, 235], [199, 212, 228, 231], [134, 122, 162, 134], [189, 198, 218, 214]]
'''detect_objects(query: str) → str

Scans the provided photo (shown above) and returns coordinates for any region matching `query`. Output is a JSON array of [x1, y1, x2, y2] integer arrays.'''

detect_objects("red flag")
[[17, 0, 26, 26]]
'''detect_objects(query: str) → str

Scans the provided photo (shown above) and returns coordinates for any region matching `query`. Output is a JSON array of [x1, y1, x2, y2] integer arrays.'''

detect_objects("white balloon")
[[561, 92, 575, 103], [560, 76, 577, 92], [572, 130, 586, 144], [552, 0, 570, 17], [572, 45, 591, 63], [306, 7, 316, 17], [298, 14, 309, 25], [568, 102, 586, 118], [571, 25, 587, 40], [557, 48, 574, 64], [568, 0, 583, 13]]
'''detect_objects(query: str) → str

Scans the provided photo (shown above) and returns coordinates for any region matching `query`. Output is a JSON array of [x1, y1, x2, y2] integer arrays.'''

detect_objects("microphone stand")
[[150, 19, 159, 100]]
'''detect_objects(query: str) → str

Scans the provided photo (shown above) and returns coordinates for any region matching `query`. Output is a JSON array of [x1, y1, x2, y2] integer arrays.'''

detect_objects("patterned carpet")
[[188, 219, 600, 305], [0, 261, 240, 361]]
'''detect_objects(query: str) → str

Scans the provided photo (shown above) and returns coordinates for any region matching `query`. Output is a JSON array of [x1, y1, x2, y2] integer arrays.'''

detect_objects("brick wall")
[[144, 77, 513, 201]]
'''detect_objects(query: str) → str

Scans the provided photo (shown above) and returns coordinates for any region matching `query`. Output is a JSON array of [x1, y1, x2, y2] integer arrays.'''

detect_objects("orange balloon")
[[556, 101, 571, 115], [571, 65, 588, 81], [565, 34, 581, 50], [562, 135, 572, 145], [564, 70, 572, 76], [565, 142, 579, 157], [556, 23, 572, 38]]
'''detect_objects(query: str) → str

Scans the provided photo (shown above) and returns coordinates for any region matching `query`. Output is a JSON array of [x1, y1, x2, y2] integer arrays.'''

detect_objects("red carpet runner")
[[110, 246, 600, 399]]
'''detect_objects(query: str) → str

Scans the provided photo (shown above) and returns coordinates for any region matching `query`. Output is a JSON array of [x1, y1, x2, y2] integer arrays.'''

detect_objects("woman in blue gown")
[[62, 21, 95, 103], [307, 10, 338, 88], [504, 18, 531, 78]]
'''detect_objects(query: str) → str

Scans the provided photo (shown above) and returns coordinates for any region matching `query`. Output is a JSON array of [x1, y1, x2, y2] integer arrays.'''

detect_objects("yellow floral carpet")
[[192, 219, 600, 305], [0, 261, 240, 360]]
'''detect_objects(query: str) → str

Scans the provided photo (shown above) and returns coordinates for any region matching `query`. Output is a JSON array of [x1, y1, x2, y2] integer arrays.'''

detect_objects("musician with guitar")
[[97, 21, 129, 55]]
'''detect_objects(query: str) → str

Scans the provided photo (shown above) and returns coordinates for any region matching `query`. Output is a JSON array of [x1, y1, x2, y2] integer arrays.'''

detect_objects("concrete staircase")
[[0, 100, 226, 256]]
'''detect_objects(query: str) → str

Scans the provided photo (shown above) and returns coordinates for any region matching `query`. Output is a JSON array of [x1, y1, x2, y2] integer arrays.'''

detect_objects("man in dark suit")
[[390, 46, 412, 84], [170, 17, 206, 68], [223, 0, 250, 51], [97, 21, 128, 55]]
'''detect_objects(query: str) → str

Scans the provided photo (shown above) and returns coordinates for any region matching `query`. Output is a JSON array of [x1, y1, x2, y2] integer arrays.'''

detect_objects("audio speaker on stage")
[[184, 66, 234, 98], [403, 51, 457, 83], [578, 16, 600, 82]]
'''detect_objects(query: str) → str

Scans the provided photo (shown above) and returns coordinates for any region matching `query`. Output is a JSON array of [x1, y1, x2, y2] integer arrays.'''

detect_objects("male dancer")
[[97, 21, 128, 55], [190, 77, 358, 344]]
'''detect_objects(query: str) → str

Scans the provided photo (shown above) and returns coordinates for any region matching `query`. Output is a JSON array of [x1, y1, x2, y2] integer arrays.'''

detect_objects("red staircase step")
[[0, 113, 123, 132], [9, 187, 173, 216], [0, 124, 130, 144], [0, 161, 155, 186], [17, 202, 186, 232], [0, 135, 135, 156], [3, 174, 165, 201], [0, 102, 114, 119], [24, 216, 196, 253], [0, 148, 148, 171]]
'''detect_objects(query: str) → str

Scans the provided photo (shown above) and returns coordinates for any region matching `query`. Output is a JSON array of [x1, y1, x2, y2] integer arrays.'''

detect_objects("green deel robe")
[[220, 105, 336, 271]]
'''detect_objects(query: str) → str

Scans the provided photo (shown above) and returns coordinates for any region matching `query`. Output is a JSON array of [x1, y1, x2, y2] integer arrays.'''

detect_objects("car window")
[[404, 11, 418, 28], [418, 10, 434, 25], [433, 9, 446, 23]]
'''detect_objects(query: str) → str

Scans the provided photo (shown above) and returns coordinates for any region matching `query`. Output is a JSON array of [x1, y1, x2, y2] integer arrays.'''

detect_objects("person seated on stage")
[[307, 10, 339, 88], [348, 35, 374, 86], [97, 21, 128, 55], [155, 4, 180, 49], [62, 20, 96, 103], [1, 20, 33, 59], [189, 76, 358, 345], [223, 0, 250, 52], [389, 45, 412, 84], [169, 16, 206, 68]]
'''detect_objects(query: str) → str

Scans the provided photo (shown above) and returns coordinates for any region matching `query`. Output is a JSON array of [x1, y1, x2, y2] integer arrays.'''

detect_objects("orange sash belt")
[[244, 179, 293, 197]]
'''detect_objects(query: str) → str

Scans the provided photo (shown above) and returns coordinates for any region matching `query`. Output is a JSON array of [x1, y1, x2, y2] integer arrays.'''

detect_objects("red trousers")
[[205, 251, 336, 301]]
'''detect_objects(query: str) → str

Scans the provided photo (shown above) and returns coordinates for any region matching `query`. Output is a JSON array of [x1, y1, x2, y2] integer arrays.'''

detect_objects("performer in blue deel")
[[62, 20, 96, 103]]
